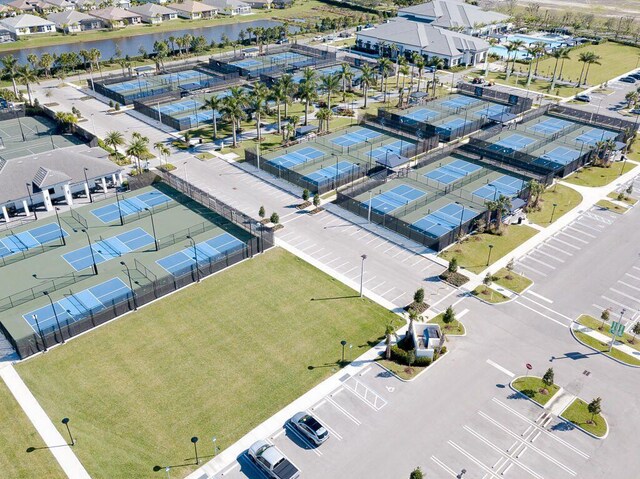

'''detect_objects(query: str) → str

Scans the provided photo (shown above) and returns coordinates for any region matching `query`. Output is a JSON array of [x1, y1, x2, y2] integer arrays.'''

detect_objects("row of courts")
[[0, 115, 82, 160]]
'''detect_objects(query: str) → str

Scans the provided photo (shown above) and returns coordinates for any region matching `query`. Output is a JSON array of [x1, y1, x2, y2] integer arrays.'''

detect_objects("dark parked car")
[[290, 412, 329, 445], [575, 94, 591, 102], [620, 77, 636, 83]]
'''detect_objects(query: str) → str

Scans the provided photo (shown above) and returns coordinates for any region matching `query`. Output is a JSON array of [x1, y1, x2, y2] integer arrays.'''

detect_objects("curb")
[[376, 348, 452, 383], [508, 376, 558, 409], [569, 323, 640, 369], [470, 287, 512, 305], [559, 398, 610, 440]]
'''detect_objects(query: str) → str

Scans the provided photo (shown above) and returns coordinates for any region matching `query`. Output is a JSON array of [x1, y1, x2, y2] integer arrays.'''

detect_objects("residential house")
[[127, 3, 177, 23], [0, 14, 56, 36], [48, 10, 103, 32], [166, 0, 216, 19], [272, 0, 291, 8], [115, 0, 131, 8], [355, 18, 490, 68], [0, 5, 11, 17], [397, 0, 510, 36], [245, 0, 269, 9], [203, 0, 250, 15], [41, 0, 75, 11], [7, 0, 39, 13], [144, 0, 168, 4], [0, 27, 12, 43], [73, 0, 97, 11], [89, 6, 141, 28]]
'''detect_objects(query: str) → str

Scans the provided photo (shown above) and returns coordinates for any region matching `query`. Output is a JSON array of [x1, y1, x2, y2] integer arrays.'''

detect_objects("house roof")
[[0, 145, 120, 205], [89, 6, 140, 20], [6, 0, 40, 10], [0, 14, 55, 28], [357, 18, 490, 57], [202, 0, 249, 9], [399, 1, 509, 29], [47, 10, 98, 25], [74, 0, 96, 7], [43, 0, 74, 8], [166, 0, 216, 13], [128, 3, 176, 15]]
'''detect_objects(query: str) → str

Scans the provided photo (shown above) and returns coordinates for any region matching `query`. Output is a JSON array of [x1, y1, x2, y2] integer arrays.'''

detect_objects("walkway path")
[[572, 323, 640, 359]]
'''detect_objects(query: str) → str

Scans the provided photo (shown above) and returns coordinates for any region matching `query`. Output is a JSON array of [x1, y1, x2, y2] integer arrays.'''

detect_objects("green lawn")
[[16, 248, 399, 478], [596, 199, 628, 214], [439, 226, 538, 274], [564, 162, 637, 187], [512, 376, 560, 406], [0, 380, 66, 479], [526, 184, 583, 226], [577, 315, 640, 352], [377, 359, 427, 380], [607, 191, 637, 206], [428, 313, 465, 335], [493, 268, 532, 294], [482, 72, 581, 98], [573, 331, 640, 366], [471, 285, 509, 303], [561, 398, 607, 437]]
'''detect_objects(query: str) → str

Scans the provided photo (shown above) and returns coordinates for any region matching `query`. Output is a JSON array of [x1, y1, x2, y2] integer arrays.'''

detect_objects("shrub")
[[258, 206, 265, 219], [542, 367, 555, 386], [159, 163, 176, 172], [115, 102, 121, 111], [302, 188, 310, 201], [313, 194, 321, 207], [442, 306, 456, 325], [270, 212, 280, 224], [448, 257, 458, 273], [109, 100, 114, 108], [439, 269, 469, 287], [413, 288, 425, 304], [409, 467, 424, 479]]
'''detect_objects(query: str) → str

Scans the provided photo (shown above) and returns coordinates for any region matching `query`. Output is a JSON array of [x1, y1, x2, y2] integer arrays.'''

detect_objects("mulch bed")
[[439, 269, 470, 287]]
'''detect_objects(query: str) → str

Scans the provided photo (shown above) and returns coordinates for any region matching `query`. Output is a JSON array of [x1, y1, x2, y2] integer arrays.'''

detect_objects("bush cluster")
[[389, 345, 432, 367]]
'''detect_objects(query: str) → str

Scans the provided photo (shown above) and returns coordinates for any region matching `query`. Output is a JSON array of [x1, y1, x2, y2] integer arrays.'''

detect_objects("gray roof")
[[127, 3, 177, 15], [0, 13, 55, 28], [357, 18, 490, 57], [47, 10, 98, 25], [166, 0, 216, 13], [0, 145, 120, 205], [89, 6, 140, 20], [399, 1, 509, 29], [202, 0, 249, 9]]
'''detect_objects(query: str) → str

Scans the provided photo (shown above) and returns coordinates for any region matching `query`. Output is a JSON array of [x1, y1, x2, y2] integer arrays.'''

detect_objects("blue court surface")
[[330, 128, 382, 148], [529, 117, 572, 135], [401, 108, 439, 123], [303, 161, 356, 185], [424, 159, 482, 185], [157, 99, 203, 115], [157, 232, 245, 275], [474, 104, 508, 118], [231, 58, 262, 69], [473, 175, 524, 199], [535, 146, 581, 167], [63, 228, 154, 272], [575, 128, 617, 146], [23, 278, 131, 332], [488, 134, 536, 153], [441, 95, 482, 110], [0, 223, 67, 259], [362, 185, 426, 214], [368, 140, 405, 160], [91, 191, 172, 224], [435, 117, 471, 133], [267, 147, 325, 169], [410, 203, 478, 238]]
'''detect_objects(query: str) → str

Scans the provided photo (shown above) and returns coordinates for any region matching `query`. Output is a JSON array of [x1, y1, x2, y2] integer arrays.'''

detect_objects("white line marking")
[[527, 290, 554, 304], [534, 248, 565, 263], [549, 236, 581, 250], [624, 273, 640, 281], [486, 359, 515, 378], [457, 308, 470, 319], [618, 281, 640, 293], [541, 242, 574, 256], [610, 287, 640, 302], [514, 301, 568, 327], [326, 396, 361, 425], [430, 456, 458, 477], [520, 295, 573, 321], [271, 428, 286, 439], [517, 261, 548, 277], [316, 252, 333, 261], [574, 221, 602, 232], [219, 462, 239, 476], [307, 409, 342, 440], [371, 281, 386, 291], [448, 441, 502, 479], [524, 255, 557, 269], [284, 423, 322, 457], [566, 225, 596, 238], [342, 266, 359, 275], [380, 287, 396, 296], [602, 295, 637, 312], [558, 231, 589, 244]]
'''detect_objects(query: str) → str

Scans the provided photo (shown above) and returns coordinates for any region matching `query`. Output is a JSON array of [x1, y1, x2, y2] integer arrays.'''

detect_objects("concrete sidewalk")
[[0, 363, 91, 479], [572, 324, 640, 359], [546, 387, 576, 416]]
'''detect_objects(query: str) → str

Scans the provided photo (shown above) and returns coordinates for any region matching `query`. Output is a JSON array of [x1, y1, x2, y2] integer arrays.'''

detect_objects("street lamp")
[[165, 467, 171, 479], [114, 189, 124, 226], [83, 168, 93, 203], [54, 207, 65, 246], [144, 207, 158, 251], [191, 436, 199, 465], [455, 201, 465, 239], [61, 417, 74, 446], [186, 235, 200, 282], [120, 261, 137, 310], [340, 339, 347, 363], [550, 203, 558, 223], [486, 244, 494, 266], [75, 229, 98, 275], [359, 254, 367, 297], [31, 314, 47, 352], [43, 291, 64, 343], [25, 183, 38, 220], [488, 183, 498, 201], [610, 308, 627, 352], [212, 436, 218, 456]]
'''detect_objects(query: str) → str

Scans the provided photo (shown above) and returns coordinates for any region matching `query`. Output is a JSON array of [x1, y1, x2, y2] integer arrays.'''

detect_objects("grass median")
[[16, 248, 399, 478], [471, 285, 508, 303], [596, 199, 628, 214], [561, 398, 607, 438], [564, 162, 636, 187], [525, 184, 583, 226], [512, 376, 559, 406], [573, 330, 640, 366], [607, 191, 637, 206], [492, 268, 532, 293], [577, 315, 640, 353], [427, 313, 465, 335]]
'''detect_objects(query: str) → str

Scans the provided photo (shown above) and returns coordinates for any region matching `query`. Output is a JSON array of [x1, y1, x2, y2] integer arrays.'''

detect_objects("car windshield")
[[301, 415, 323, 432]]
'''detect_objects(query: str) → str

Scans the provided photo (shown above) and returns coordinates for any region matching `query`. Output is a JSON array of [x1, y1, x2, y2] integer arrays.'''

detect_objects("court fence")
[[456, 82, 534, 114], [7, 177, 275, 359]]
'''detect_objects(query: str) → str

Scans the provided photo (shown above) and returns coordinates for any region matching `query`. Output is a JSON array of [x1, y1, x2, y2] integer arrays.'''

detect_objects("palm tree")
[[557, 47, 571, 80], [321, 73, 340, 114], [549, 49, 564, 91], [201, 95, 222, 139], [409, 51, 421, 94], [270, 83, 286, 134], [625, 91, 639, 109], [583, 52, 601, 85], [250, 83, 269, 140], [526, 179, 544, 209], [533, 42, 547, 76], [298, 68, 318, 126], [17, 66, 39, 105], [316, 107, 331, 132], [430, 56, 444, 96], [39, 53, 54, 78], [27, 53, 38, 72], [221, 95, 245, 148], [524, 45, 538, 87], [105, 130, 126, 160], [377, 57, 393, 102], [508, 40, 525, 79], [384, 323, 397, 360], [576, 51, 591, 86], [415, 56, 425, 92], [126, 136, 150, 174], [359, 64, 376, 109], [485, 38, 498, 76], [1, 54, 19, 96], [339, 63, 354, 102], [278, 74, 295, 118], [495, 195, 512, 231], [504, 43, 519, 80], [399, 64, 410, 106], [153, 141, 170, 167]]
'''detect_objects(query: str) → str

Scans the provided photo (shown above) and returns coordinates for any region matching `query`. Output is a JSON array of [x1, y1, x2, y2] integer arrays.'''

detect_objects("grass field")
[[439, 226, 538, 274], [471, 285, 509, 303], [377, 359, 426, 380], [596, 199, 628, 213], [0, 379, 65, 479], [561, 398, 607, 437], [573, 330, 640, 366], [492, 268, 532, 294], [512, 376, 560, 406], [483, 72, 582, 98], [526, 184, 583, 226], [564, 162, 637, 187], [428, 312, 465, 335], [577, 315, 640, 352], [607, 191, 638, 206], [16, 248, 399, 478]]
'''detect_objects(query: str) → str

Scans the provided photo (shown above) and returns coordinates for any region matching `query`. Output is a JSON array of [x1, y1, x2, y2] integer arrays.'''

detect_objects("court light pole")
[[191, 436, 199, 465], [550, 203, 558, 223], [31, 314, 47, 352], [212, 436, 218, 456], [120, 261, 138, 310], [83, 168, 93, 203], [186, 235, 200, 283], [359, 254, 367, 297], [114, 189, 124, 226], [25, 183, 38, 220], [75, 228, 98, 275], [43, 291, 64, 343], [61, 418, 74, 446], [340, 339, 347, 363], [367, 191, 373, 223], [54, 207, 65, 246], [486, 244, 494, 266], [488, 183, 498, 201], [144, 207, 158, 251]]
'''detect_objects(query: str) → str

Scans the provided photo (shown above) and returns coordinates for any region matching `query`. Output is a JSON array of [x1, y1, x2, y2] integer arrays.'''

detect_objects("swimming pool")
[[489, 45, 532, 60], [501, 33, 569, 49]]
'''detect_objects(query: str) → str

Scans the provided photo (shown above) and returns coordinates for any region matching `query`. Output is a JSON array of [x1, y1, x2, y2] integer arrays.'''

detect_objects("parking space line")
[[527, 290, 554, 304], [333, 261, 350, 270], [520, 295, 573, 321], [566, 225, 596, 238], [430, 456, 458, 477], [343, 378, 388, 411], [447, 441, 502, 479], [316, 252, 333, 261], [618, 281, 640, 293], [307, 409, 342, 441], [284, 423, 323, 457], [550, 236, 581, 250], [486, 359, 514, 378], [558, 231, 589, 244], [366, 237, 379, 245], [218, 461, 239, 476], [514, 301, 568, 327], [534, 248, 565, 263], [574, 221, 602, 232], [371, 281, 386, 291], [624, 273, 640, 281], [380, 287, 396, 296], [271, 428, 286, 440], [392, 292, 407, 303], [608, 288, 639, 303], [307, 248, 325, 256], [326, 395, 361, 425], [543, 242, 573, 256], [363, 276, 378, 285], [517, 261, 548, 277], [342, 266, 359, 275]]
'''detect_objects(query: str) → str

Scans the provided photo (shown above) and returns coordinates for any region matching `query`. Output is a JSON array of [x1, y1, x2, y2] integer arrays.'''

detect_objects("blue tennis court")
[[410, 203, 478, 238], [109, 79, 152, 92], [441, 95, 482, 110], [330, 128, 382, 148], [91, 191, 172, 224], [158, 99, 203, 115], [575, 128, 617, 146], [0, 223, 67, 259], [474, 104, 508, 118], [530, 117, 572, 135], [401, 108, 439, 122], [488, 134, 536, 153], [230, 58, 263, 69], [23, 278, 131, 333], [473, 175, 524, 200], [368, 140, 405, 160], [435, 117, 470, 133], [362, 185, 426, 214], [425, 159, 482, 185], [269, 52, 307, 64], [63, 227, 154, 271], [303, 161, 356, 186], [157, 232, 245, 275], [536, 146, 581, 167], [267, 147, 325, 169]]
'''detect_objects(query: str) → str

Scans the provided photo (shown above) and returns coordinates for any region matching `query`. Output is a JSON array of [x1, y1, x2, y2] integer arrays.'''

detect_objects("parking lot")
[[568, 72, 640, 120]]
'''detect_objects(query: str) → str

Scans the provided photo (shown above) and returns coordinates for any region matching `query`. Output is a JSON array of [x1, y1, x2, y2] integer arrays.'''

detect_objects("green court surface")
[[16, 248, 399, 478], [0, 116, 82, 160]]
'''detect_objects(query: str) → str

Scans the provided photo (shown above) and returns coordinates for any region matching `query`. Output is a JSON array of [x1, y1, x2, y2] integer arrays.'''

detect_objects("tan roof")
[[167, 0, 215, 13], [89, 6, 140, 20]]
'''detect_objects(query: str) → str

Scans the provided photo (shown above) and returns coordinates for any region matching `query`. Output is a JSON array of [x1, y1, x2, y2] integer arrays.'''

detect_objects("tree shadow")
[[550, 421, 576, 432], [507, 391, 532, 400]]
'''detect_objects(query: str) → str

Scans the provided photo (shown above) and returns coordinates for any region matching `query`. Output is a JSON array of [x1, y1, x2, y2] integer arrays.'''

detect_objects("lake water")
[[1, 19, 287, 64]]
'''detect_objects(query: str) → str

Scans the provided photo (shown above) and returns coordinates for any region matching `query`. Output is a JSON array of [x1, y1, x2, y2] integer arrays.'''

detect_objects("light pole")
[[54, 207, 65, 246], [488, 183, 498, 201], [83, 168, 93, 203], [120, 261, 138, 310], [43, 291, 64, 343], [114, 189, 124, 226], [90, 113, 96, 136], [455, 201, 465, 238], [25, 183, 38, 220], [186, 235, 200, 282], [31, 314, 47, 352], [340, 339, 347, 363], [359, 254, 367, 297], [144, 207, 158, 251], [486, 244, 494, 266], [61, 418, 74, 446], [75, 229, 98, 275], [165, 467, 171, 479], [191, 436, 199, 465], [609, 308, 626, 352], [367, 190, 373, 223], [212, 436, 218, 456], [550, 203, 558, 223], [183, 161, 191, 195]]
